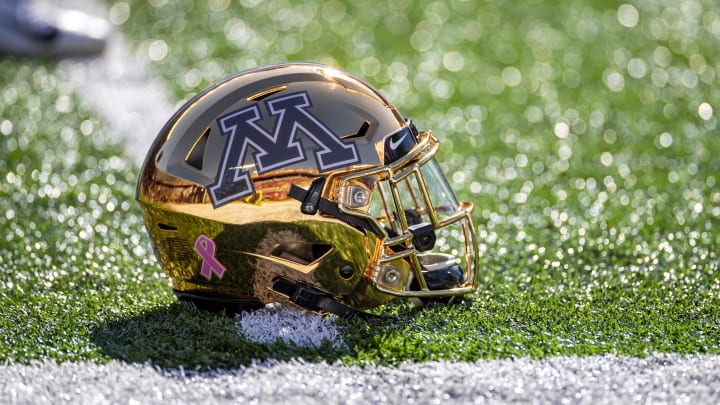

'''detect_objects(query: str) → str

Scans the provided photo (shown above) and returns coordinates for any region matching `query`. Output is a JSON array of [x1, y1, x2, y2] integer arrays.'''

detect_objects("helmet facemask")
[[331, 125, 478, 298]]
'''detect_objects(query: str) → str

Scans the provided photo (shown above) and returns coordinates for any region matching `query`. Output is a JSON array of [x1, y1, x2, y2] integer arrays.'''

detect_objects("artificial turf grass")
[[2, 0, 720, 369], [0, 60, 172, 364], [91, 302, 352, 369], [343, 290, 719, 366]]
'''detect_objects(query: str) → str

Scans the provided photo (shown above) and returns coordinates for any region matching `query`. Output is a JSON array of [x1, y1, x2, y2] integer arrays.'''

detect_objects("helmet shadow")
[[91, 301, 348, 370]]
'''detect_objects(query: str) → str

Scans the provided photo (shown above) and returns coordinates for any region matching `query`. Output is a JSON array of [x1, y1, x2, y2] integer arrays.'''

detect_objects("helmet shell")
[[137, 63, 407, 310]]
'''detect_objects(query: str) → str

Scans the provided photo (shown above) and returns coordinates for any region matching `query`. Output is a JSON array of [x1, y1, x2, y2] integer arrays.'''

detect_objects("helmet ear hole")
[[338, 264, 355, 279]]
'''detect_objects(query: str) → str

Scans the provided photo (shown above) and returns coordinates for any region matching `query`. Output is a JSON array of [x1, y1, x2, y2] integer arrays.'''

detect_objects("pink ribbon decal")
[[194, 235, 226, 280]]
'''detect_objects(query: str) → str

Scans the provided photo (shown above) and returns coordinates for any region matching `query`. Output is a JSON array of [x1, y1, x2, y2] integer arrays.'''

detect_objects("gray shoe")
[[0, 1, 110, 57]]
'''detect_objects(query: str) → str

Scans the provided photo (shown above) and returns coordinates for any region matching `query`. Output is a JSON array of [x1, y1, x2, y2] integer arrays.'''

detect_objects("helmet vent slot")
[[270, 242, 332, 265], [185, 127, 211, 170], [341, 120, 371, 140], [247, 85, 287, 101], [156, 222, 178, 231]]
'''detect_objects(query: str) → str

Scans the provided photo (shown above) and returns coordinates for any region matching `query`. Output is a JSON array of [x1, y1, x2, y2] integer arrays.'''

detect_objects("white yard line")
[[3, 354, 720, 404], [56, 0, 174, 166], [58, 40, 174, 166]]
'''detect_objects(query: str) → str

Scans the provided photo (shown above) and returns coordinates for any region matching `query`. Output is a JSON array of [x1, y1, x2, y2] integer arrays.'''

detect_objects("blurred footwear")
[[0, 1, 110, 57]]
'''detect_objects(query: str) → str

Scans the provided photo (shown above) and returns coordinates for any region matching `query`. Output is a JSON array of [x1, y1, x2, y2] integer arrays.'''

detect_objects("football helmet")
[[137, 63, 478, 317]]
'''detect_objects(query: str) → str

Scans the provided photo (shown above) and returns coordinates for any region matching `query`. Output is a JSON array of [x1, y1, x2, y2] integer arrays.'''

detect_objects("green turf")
[[1, 0, 719, 368]]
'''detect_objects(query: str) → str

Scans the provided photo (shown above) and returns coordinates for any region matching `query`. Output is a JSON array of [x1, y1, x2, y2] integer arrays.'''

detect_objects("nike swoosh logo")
[[388, 133, 408, 150]]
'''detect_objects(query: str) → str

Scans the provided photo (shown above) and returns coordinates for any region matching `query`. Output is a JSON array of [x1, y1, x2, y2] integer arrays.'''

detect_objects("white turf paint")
[[8, 1, 714, 404], [237, 304, 346, 350], [56, 0, 174, 165], [57, 39, 174, 166], [3, 354, 720, 404]]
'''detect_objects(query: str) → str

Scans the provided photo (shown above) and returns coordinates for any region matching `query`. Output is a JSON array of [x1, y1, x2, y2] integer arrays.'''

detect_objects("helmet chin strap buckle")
[[272, 278, 379, 319], [290, 283, 318, 309], [300, 177, 326, 215]]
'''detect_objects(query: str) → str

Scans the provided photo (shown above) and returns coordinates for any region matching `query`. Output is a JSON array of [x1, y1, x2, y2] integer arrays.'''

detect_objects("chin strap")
[[272, 278, 379, 319], [285, 179, 385, 318], [288, 178, 385, 238]]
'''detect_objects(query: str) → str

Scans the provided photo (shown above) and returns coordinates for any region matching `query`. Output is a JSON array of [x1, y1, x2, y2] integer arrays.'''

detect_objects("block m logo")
[[207, 91, 360, 208]]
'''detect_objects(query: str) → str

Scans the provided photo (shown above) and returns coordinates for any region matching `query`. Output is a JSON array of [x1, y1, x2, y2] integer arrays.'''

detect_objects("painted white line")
[[2, 354, 720, 404], [55, 1, 174, 166], [237, 304, 346, 349]]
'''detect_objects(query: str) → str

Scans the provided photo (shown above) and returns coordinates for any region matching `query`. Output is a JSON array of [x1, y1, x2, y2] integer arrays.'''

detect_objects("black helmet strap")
[[271, 278, 379, 319], [289, 179, 385, 237]]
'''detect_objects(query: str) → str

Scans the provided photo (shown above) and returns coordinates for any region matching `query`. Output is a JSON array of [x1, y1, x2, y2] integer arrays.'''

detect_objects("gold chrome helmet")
[[137, 63, 478, 317]]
